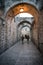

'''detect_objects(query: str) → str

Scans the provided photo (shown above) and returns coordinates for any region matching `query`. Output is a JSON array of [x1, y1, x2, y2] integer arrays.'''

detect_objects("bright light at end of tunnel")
[[19, 13, 33, 17]]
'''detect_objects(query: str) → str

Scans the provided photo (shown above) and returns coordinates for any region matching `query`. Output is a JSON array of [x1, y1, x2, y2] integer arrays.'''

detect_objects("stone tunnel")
[[0, 0, 43, 65]]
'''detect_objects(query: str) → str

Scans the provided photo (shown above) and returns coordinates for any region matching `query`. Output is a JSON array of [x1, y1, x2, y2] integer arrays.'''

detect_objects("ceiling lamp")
[[20, 8, 24, 12]]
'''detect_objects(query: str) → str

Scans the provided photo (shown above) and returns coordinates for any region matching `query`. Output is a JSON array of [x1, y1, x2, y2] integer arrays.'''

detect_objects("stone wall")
[[31, 10, 43, 53], [0, 16, 18, 54], [38, 10, 43, 53], [6, 18, 18, 49], [31, 21, 39, 47], [0, 18, 6, 54]]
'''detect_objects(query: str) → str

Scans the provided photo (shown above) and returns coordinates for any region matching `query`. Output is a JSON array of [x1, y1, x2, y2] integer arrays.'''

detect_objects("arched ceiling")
[[6, 3, 39, 22], [20, 25, 30, 30], [18, 20, 32, 28], [5, 0, 43, 12], [18, 21, 31, 32]]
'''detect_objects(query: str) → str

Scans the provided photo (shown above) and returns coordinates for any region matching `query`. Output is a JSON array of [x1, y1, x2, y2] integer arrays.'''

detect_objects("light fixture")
[[20, 8, 24, 12]]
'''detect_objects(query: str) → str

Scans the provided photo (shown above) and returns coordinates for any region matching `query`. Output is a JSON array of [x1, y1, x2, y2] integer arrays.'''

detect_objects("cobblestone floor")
[[0, 40, 43, 65]]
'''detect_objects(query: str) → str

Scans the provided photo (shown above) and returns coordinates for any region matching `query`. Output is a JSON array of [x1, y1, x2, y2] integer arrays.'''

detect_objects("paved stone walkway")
[[0, 40, 43, 65]]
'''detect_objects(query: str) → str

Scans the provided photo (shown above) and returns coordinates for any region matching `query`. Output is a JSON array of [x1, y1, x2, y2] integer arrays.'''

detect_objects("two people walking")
[[21, 34, 29, 44]]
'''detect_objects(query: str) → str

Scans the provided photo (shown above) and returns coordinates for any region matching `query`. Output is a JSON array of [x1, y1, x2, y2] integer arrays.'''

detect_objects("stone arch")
[[18, 20, 32, 28], [5, 1, 39, 14], [17, 21, 31, 34], [5, 2, 39, 23], [17, 20, 31, 40], [5, 2, 39, 47]]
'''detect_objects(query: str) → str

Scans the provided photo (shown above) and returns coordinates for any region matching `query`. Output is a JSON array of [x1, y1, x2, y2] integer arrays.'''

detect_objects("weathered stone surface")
[[0, 41, 43, 65]]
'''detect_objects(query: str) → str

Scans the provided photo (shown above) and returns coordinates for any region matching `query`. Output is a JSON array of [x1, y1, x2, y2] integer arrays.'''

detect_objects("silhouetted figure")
[[25, 35, 29, 44], [21, 34, 29, 44], [21, 35, 24, 44]]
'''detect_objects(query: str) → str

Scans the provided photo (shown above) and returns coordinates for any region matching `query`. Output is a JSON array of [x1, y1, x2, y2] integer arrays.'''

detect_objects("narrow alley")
[[0, 40, 43, 65]]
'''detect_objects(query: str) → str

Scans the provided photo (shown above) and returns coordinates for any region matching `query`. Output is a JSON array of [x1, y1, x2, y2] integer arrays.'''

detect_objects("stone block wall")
[[31, 10, 43, 53], [0, 18, 7, 54], [6, 18, 18, 49], [38, 10, 43, 53], [31, 18, 39, 47], [0, 17, 18, 54]]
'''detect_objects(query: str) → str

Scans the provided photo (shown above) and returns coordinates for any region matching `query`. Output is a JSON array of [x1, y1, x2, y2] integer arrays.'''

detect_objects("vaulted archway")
[[5, 2, 39, 48], [6, 3, 39, 23]]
